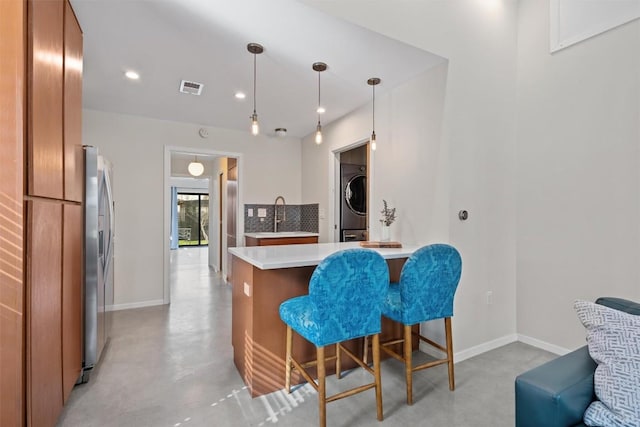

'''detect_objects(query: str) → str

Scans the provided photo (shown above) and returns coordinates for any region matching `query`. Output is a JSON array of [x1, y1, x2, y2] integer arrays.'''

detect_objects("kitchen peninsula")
[[228, 242, 419, 397]]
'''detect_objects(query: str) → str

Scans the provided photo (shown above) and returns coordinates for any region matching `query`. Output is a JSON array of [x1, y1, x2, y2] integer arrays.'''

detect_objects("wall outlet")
[[248, 208, 253, 217], [486, 291, 493, 305], [319, 208, 325, 219], [257, 208, 267, 218], [244, 282, 251, 297]]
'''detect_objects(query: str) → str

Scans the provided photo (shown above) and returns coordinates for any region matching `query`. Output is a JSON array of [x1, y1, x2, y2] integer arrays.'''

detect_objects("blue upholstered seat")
[[280, 248, 389, 347], [380, 243, 462, 405], [279, 248, 389, 427], [382, 244, 462, 325]]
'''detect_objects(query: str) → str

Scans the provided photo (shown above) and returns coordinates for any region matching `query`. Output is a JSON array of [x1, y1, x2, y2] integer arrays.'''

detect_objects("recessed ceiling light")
[[125, 70, 140, 80], [235, 92, 246, 99], [317, 106, 326, 114]]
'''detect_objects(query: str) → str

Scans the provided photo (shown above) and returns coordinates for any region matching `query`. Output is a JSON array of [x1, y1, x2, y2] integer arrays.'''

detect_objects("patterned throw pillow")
[[574, 300, 640, 427]]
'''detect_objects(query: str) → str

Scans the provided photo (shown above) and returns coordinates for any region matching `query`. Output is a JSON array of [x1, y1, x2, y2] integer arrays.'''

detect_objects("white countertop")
[[244, 231, 319, 239], [228, 242, 418, 270]]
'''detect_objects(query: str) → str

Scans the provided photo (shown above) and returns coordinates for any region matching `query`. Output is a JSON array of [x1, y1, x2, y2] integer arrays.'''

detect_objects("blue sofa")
[[515, 297, 640, 427]]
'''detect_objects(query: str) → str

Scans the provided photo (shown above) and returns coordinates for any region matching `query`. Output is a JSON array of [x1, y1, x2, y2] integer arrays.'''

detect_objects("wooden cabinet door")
[[63, 0, 83, 203], [0, 0, 26, 424], [26, 200, 63, 427], [28, 0, 64, 199], [62, 203, 82, 402]]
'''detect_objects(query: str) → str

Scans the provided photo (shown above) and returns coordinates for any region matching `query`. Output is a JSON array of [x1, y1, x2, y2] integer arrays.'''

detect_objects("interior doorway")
[[338, 143, 370, 242], [163, 147, 243, 305]]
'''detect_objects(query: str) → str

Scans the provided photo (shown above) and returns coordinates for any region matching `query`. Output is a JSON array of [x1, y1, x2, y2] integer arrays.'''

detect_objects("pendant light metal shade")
[[247, 43, 264, 136], [313, 62, 327, 145], [188, 157, 204, 177], [368, 77, 381, 151]]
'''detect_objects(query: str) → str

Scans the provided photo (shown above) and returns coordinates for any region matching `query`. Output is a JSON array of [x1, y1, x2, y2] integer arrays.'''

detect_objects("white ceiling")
[[70, 0, 444, 139]]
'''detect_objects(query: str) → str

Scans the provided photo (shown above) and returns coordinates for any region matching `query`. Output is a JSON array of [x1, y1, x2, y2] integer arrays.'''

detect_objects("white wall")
[[302, 0, 519, 358], [83, 109, 302, 307], [516, 1, 640, 350]]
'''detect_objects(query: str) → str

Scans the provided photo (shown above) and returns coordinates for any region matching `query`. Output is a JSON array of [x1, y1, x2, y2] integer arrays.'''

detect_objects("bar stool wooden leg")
[[317, 345, 326, 427], [336, 343, 342, 379], [404, 324, 413, 405], [285, 326, 292, 392], [372, 333, 383, 421], [363, 335, 369, 365], [445, 317, 455, 391]]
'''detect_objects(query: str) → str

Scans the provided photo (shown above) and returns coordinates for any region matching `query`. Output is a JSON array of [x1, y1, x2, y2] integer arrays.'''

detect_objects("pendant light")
[[188, 156, 204, 177], [247, 43, 264, 136], [368, 77, 381, 151], [312, 62, 327, 145]]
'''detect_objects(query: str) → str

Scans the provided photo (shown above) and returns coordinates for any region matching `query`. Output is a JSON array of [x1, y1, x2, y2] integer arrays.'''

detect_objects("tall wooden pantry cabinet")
[[1, 0, 84, 425]]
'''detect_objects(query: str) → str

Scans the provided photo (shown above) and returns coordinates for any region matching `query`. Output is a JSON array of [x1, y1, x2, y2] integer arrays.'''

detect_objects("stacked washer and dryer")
[[340, 163, 368, 241]]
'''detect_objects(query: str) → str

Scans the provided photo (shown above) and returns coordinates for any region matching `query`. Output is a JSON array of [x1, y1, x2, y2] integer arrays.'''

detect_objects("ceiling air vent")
[[179, 80, 204, 95]]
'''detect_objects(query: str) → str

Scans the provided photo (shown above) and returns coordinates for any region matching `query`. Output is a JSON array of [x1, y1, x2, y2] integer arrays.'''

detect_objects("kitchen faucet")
[[274, 196, 286, 232]]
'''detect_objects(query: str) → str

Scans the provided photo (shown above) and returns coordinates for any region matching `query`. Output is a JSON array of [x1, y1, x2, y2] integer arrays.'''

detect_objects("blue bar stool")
[[380, 243, 462, 405], [279, 248, 389, 427]]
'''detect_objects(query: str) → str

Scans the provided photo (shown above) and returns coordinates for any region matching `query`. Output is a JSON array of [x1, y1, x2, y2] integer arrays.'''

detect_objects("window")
[[177, 193, 209, 246]]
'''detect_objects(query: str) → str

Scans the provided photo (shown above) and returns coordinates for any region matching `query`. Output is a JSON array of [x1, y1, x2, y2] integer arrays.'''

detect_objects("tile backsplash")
[[244, 204, 319, 233]]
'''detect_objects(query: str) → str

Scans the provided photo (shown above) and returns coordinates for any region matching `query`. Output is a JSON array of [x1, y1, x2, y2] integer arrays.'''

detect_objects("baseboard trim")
[[417, 333, 571, 363], [517, 334, 571, 356], [419, 333, 519, 364], [108, 299, 165, 312], [454, 333, 518, 363]]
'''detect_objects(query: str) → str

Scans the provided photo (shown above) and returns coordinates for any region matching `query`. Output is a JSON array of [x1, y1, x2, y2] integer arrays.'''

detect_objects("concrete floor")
[[57, 247, 556, 427]]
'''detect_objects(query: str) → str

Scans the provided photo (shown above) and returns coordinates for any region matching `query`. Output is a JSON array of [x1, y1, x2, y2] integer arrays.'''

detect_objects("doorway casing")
[[331, 138, 373, 243], [163, 146, 243, 304]]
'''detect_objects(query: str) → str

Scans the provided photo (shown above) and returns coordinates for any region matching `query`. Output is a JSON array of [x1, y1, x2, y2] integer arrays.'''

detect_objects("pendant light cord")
[[317, 70, 321, 124], [372, 84, 375, 132], [253, 53, 257, 115]]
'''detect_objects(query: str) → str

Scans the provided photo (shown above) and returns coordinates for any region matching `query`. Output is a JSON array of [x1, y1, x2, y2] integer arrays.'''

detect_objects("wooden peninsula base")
[[230, 244, 419, 397]]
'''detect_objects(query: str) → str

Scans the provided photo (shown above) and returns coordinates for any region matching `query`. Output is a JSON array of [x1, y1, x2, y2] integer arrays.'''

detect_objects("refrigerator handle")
[[103, 169, 115, 278]]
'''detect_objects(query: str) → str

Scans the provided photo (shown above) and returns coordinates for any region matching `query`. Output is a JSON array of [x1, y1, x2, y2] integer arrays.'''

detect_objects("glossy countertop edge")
[[228, 242, 419, 270], [244, 232, 320, 239]]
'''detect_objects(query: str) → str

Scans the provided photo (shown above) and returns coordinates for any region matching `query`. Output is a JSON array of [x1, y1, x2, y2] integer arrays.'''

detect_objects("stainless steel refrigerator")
[[81, 146, 114, 382]]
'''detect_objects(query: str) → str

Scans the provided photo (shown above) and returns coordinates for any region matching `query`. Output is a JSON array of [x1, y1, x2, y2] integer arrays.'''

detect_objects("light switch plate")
[[319, 208, 325, 219], [248, 208, 253, 217], [258, 208, 267, 217], [244, 282, 251, 297]]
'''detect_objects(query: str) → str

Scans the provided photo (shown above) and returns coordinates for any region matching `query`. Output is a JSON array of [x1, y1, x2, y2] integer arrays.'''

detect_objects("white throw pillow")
[[574, 300, 640, 427]]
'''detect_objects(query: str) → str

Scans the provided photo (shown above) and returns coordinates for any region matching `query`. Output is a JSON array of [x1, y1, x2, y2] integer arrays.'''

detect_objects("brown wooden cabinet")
[[28, 0, 65, 200], [245, 235, 319, 246], [1, 0, 84, 424], [0, 2, 26, 425], [26, 200, 64, 427], [62, 204, 82, 403], [63, 0, 83, 203]]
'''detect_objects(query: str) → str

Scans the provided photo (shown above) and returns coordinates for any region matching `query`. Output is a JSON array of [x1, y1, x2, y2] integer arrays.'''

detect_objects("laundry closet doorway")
[[335, 142, 371, 242]]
